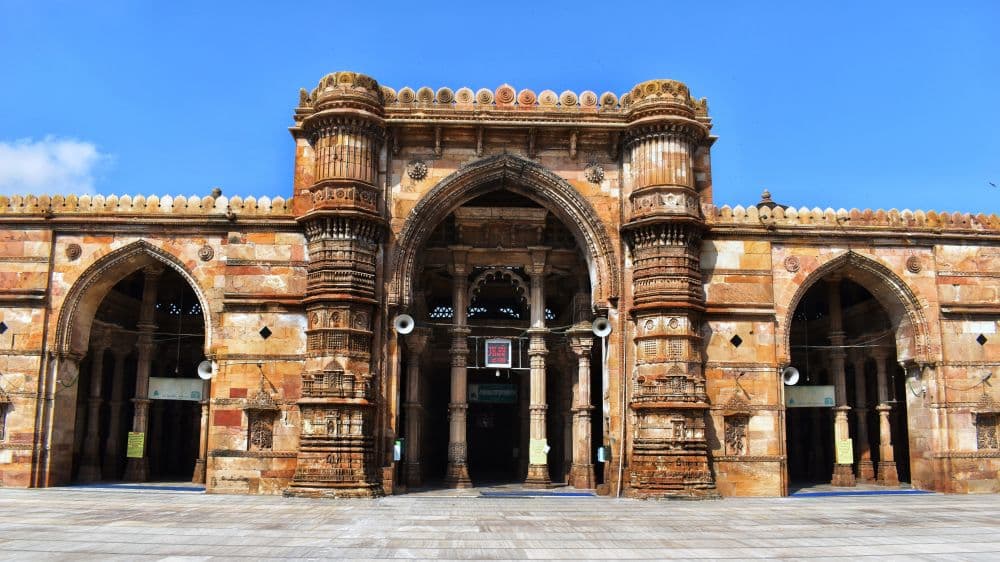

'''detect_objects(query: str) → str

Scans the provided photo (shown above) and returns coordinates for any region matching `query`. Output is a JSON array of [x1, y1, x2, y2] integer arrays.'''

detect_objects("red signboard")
[[485, 338, 512, 368]]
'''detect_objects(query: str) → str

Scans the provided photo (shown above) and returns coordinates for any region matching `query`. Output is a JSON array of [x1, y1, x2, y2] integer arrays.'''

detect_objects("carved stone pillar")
[[827, 278, 856, 487], [103, 343, 130, 478], [622, 79, 716, 498], [287, 71, 386, 498], [524, 250, 551, 488], [192, 389, 209, 484], [124, 265, 164, 482], [850, 352, 874, 481], [568, 327, 595, 489], [874, 348, 899, 486], [561, 345, 574, 483], [149, 400, 165, 478], [445, 253, 472, 488], [77, 328, 111, 481], [403, 328, 430, 487]]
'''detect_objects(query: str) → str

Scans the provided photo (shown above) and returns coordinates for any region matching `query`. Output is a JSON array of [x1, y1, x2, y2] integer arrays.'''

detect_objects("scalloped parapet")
[[0, 194, 293, 217], [706, 204, 1000, 232], [295, 73, 709, 118]]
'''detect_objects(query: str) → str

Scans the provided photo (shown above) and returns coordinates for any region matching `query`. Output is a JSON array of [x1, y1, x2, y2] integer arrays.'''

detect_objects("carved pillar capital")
[[405, 327, 431, 359]]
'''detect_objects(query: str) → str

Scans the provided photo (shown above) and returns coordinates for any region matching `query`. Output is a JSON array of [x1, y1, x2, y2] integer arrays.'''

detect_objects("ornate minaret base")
[[622, 79, 718, 499], [285, 71, 388, 499]]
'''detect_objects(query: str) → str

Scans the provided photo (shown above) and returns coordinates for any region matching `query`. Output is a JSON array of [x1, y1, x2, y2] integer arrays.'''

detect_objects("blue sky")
[[1, 1, 998, 213]]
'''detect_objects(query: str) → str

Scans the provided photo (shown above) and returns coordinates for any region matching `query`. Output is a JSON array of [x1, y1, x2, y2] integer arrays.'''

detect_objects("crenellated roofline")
[[0, 194, 294, 219], [707, 203, 1000, 237]]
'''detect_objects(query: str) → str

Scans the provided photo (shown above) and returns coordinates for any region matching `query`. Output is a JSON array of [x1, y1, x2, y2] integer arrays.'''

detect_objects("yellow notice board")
[[126, 432, 145, 458], [529, 439, 548, 465], [835, 439, 854, 465]]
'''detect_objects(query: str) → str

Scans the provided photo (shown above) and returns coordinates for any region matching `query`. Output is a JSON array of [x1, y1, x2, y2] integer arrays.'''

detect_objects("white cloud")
[[0, 136, 112, 196]]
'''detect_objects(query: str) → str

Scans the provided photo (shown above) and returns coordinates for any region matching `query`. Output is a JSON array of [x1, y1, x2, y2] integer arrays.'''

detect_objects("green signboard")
[[468, 383, 517, 404], [149, 377, 204, 401], [785, 385, 835, 408]]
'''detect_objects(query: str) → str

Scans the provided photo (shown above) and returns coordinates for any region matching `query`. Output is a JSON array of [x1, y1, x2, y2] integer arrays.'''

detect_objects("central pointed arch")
[[54, 240, 213, 357], [777, 250, 932, 366], [388, 154, 620, 310]]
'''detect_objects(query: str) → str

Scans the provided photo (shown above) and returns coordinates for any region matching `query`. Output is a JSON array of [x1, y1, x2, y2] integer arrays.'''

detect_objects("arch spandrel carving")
[[389, 154, 620, 310], [54, 240, 214, 357], [776, 250, 937, 366]]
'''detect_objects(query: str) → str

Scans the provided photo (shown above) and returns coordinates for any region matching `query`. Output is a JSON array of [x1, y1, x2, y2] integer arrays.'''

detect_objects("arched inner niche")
[[398, 186, 604, 489], [785, 277, 911, 488], [64, 266, 207, 485]]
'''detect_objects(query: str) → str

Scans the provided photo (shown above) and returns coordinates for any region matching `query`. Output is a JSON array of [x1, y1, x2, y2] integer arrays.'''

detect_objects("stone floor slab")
[[0, 488, 998, 559]]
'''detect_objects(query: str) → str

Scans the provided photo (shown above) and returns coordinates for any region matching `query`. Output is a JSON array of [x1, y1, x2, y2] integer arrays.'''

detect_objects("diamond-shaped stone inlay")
[[730, 334, 743, 348], [259, 326, 272, 340], [0, 322, 7, 335], [977, 334, 988, 346]]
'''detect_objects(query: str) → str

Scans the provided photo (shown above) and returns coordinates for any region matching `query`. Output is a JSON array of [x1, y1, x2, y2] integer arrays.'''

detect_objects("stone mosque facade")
[[0, 72, 997, 498]]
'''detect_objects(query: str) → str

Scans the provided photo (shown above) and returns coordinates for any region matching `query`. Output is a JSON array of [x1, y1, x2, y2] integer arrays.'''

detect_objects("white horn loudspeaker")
[[393, 314, 415, 335]]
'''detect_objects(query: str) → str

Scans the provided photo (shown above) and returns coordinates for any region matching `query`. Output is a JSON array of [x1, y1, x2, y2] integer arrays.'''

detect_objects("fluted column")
[[524, 250, 551, 488], [77, 328, 111, 481], [403, 328, 430, 487], [828, 278, 856, 487], [568, 328, 595, 489], [103, 343, 130, 478], [124, 265, 164, 482], [874, 348, 899, 486], [850, 352, 874, 481], [445, 252, 472, 488]]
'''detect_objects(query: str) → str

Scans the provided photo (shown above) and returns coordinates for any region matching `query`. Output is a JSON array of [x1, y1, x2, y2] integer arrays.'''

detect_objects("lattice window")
[[978, 414, 999, 450], [248, 417, 274, 451], [725, 415, 749, 456], [329, 332, 347, 350], [668, 340, 683, 360], [642, 340, 657, 358]]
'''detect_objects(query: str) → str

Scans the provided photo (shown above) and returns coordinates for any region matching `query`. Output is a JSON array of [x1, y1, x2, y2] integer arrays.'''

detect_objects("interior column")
[[568, 327, 595, 489], [123, 264, 164, 482], [524, 249, 551, 488], [192, 382, 209, 484], [404, 328, 430, 487], [874, 347, 900, 486], [444, 250, 472, 488], [103, 340, 130, 478], [77, 327, 110, 481], [828, 277, 856, 487], [850, 351, 874, 481]]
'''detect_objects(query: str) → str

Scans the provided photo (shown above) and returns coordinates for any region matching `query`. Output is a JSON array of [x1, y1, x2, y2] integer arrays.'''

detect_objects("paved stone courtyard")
[[0, 486, 998, 560]]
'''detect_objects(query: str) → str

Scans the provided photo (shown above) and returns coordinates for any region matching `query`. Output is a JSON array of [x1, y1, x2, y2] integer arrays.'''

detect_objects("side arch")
[[777, 250, 931, 366], [388, 153, 621, 309], [54, 240, 213, 357]]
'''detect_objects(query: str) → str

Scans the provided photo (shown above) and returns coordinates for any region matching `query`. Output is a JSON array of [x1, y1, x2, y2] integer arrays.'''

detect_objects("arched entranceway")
[[392, 156, 617, 491], [43, 242, 211, 487], [782, 253, 924, 491]]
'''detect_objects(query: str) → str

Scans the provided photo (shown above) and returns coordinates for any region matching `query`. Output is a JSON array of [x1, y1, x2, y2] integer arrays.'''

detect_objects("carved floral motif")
[[406, 160, 428, 181], [65, 243, 82, 261], [198, 245, 214, 261], [585, 163, 605, 184]]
